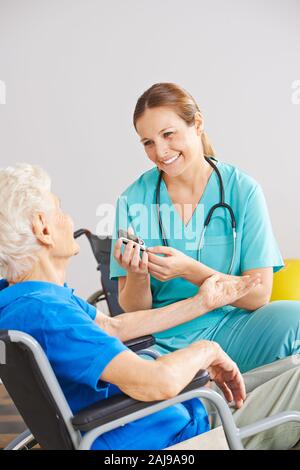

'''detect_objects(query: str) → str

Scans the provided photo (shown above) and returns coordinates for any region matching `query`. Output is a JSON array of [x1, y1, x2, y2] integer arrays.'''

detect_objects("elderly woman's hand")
[[198, 273, 262, 311], [207, 342, 246, 409]]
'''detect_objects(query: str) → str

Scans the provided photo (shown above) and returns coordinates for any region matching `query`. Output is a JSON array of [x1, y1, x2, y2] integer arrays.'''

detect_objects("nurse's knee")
[[260, 300, 300, 325], [256, 301, 300, 342], [261, 301, 300, 351]]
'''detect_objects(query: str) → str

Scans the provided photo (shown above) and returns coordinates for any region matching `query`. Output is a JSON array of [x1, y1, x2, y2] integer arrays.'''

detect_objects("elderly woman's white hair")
[[0, 164, 52, 281]]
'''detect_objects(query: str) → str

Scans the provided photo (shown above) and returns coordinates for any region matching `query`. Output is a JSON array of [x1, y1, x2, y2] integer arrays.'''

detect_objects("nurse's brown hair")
[[133, 83, 215, 157]]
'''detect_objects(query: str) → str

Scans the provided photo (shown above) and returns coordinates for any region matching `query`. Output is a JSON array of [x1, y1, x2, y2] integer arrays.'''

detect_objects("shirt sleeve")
[[72, 294, 97, 320], [44, 305, 128, 392], [109, 195, 129, 280], [240, 184, 284, 273]]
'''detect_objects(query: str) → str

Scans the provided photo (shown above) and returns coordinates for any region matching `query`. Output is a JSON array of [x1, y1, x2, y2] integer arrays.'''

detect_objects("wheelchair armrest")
[[72, 370, 210, 432], [124, 335, 155, 352]]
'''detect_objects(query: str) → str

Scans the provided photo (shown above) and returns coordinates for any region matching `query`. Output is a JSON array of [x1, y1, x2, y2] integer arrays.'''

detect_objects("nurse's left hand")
[[147, 246, 190, 281]]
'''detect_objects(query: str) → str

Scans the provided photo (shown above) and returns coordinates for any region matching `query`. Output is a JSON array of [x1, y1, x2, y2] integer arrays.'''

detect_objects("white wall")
[[0, 0, 299, 299]]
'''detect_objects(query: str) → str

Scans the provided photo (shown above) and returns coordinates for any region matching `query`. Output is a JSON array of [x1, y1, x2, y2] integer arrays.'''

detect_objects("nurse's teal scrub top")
[[110, 160, 284, 343]]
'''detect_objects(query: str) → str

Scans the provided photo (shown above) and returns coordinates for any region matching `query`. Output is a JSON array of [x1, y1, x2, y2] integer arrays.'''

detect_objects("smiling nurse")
[[110, 82, 300, 373]]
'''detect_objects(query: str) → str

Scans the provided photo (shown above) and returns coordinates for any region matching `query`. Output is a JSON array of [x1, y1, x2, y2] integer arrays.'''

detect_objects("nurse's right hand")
[[114, 238, 149, 277]]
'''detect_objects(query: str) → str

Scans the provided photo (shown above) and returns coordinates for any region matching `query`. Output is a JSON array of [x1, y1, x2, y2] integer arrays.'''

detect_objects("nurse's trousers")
[[155, 300, 300, 373], [168, 357, 300, 450]]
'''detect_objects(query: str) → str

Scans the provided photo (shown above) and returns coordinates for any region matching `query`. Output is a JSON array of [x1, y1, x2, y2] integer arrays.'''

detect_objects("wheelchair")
[[2, 329, 300, 450]]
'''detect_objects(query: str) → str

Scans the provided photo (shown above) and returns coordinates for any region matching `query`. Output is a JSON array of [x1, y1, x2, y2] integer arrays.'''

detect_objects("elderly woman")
[[0, 164, 299, 450]]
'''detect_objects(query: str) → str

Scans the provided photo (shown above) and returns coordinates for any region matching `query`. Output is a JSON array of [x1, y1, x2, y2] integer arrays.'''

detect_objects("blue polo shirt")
[[0, 279, 209, 449]]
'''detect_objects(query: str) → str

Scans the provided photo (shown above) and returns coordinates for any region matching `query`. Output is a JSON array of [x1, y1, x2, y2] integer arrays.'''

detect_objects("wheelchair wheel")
[[87, 289, 106, 307]]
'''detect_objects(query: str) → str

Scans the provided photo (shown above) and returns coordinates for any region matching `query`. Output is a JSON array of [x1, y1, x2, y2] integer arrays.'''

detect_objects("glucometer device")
[[118, 229, 147, 251]]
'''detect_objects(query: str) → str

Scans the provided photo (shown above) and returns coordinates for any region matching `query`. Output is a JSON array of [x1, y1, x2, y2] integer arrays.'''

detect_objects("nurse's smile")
[[159, 152, 182, 166]]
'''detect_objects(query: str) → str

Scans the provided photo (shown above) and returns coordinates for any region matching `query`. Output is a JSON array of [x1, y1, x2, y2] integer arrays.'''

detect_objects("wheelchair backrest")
[[0, 330, 80, 450], [74, 230, 123, 316]]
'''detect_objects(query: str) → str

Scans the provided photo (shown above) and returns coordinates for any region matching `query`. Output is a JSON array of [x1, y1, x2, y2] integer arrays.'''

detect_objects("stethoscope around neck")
[[155, 155, 237, 274]]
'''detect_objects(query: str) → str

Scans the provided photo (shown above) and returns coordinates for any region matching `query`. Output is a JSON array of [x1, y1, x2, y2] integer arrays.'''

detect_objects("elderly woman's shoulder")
[[4, 290, 80, 321]]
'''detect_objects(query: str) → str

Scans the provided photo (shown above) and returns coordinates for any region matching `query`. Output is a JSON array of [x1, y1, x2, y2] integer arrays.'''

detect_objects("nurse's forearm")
[[183, 258, 217, 285], [231, 285, 270, 310], [119, 272, 153, 312]]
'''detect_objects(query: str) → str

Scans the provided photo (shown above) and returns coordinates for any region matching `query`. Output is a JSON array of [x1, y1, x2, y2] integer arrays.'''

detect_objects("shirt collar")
[[0, 279, 74, 308]]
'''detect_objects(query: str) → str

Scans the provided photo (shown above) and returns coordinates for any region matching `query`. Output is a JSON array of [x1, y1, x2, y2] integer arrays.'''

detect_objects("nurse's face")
[[46, 193, 80, 260], [136, 107, 203, 177]]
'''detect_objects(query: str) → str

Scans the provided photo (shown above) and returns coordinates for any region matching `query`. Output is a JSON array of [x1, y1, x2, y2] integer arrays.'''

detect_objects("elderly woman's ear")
[[32, 213, 54, 247]]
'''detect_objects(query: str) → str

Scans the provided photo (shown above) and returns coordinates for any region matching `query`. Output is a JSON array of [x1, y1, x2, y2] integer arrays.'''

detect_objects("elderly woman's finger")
[[238, 276, 261, 294], [217, 381, 233, 404], [229, 371, 246, 408]]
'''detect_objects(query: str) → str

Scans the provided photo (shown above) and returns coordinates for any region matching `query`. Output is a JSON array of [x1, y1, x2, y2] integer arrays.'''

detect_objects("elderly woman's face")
[[46, 193, 80, 259]]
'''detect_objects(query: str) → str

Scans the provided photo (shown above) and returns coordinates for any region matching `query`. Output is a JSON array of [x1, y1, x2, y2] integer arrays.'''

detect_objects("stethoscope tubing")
[[155, 156, 237, 274]]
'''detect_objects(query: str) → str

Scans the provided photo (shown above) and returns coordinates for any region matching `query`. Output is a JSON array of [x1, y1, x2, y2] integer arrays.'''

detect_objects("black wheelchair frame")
[[74, 229, 123, 316]]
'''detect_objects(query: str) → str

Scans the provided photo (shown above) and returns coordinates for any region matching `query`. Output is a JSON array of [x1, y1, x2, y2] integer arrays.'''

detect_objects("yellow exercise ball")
[[271, 259, 300, 301]]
